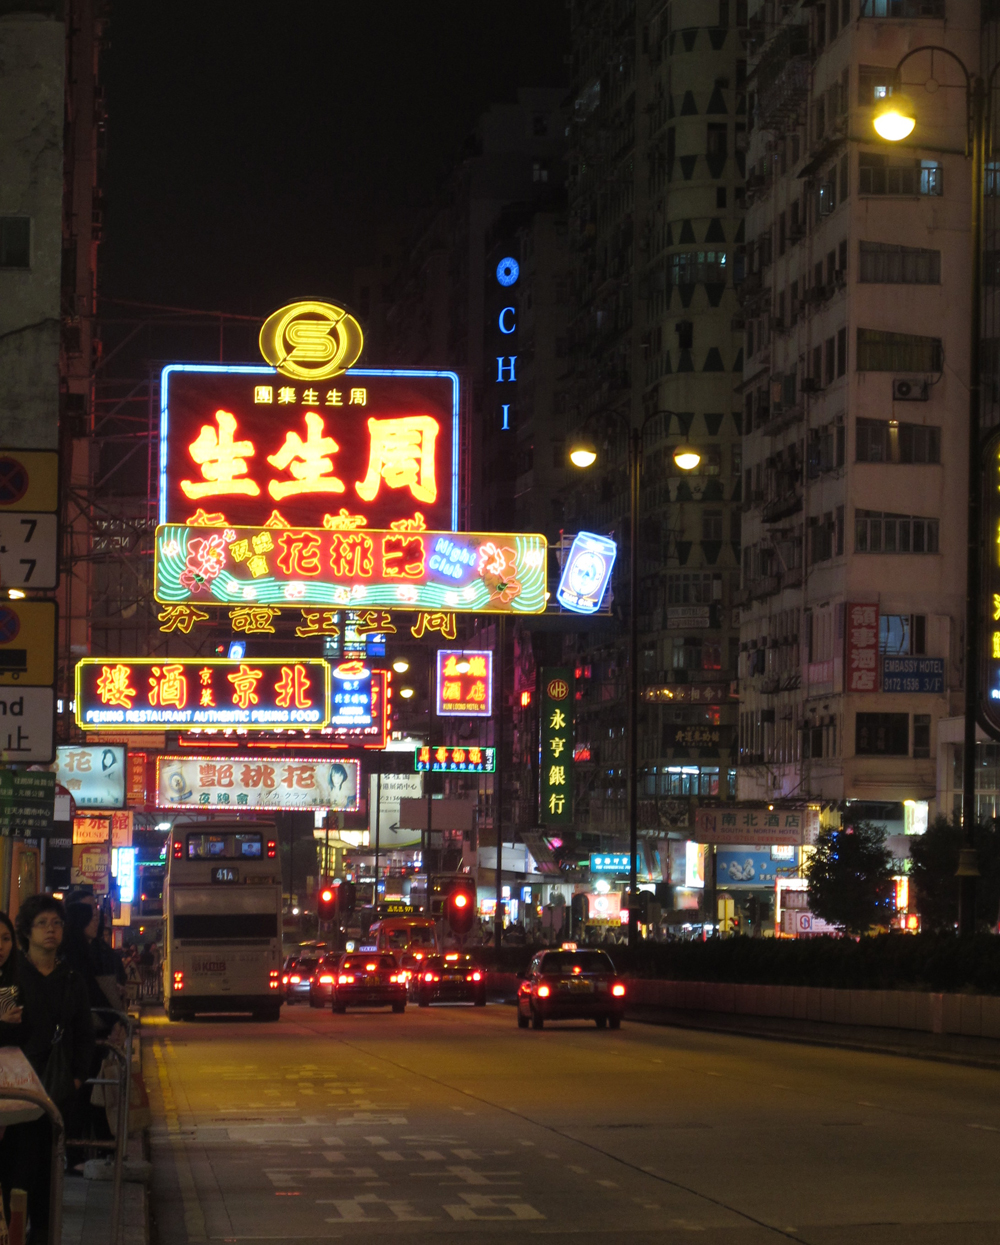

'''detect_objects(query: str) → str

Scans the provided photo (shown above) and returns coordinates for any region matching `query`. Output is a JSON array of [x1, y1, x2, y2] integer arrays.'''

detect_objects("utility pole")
[[495, 614, 506, 951]]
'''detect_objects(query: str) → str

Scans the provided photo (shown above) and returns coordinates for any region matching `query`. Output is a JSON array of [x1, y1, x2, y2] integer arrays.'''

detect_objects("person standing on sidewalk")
[[0, 895, 94, 1244]]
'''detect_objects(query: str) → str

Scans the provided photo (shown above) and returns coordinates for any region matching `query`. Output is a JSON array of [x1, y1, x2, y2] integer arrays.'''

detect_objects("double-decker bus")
[[163, 820, 283, 1021]]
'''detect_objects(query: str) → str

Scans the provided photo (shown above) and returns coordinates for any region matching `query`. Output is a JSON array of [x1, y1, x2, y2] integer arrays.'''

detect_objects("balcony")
[[762, 489, 803, 524]]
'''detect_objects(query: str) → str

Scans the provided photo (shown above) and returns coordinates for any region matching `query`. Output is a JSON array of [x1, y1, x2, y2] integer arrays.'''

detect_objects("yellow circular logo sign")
[[259, 300, 364, 381], [546, 678, 570, 701]]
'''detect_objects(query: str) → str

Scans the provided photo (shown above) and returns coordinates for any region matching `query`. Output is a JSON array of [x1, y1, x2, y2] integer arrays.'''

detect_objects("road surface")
[[144, 1000, 1000, 1244]]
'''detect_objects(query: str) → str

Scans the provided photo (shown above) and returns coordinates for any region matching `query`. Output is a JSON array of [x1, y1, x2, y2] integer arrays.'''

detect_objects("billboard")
[[540, 668, 573, 824], [415, 746, 496, 773], [435, 650, 492, 716], [693, 806, 816, 846], [716, 847, 800, 888], [154, 524, 547, 614], [555, 531, 617, 615], [159, 364, 459, 532], [155, 755, 360, 811], [75, 658, 331, 730], [50, 745, 126, 809]]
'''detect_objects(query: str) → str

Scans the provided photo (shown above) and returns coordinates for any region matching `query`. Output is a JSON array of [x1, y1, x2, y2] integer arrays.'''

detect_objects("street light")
[[392, 658, 410, 674], [570, 412, 692, 948], [874, 47, 997, 933], [399, 686, 415, 700]]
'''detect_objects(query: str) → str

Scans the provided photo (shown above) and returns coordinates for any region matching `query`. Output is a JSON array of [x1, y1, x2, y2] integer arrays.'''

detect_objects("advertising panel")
[[75, 658, 331, 730], [369, 772, 423, 850], [51, 745, 126, 809], [716, 847, 799, 888], [159, 364, 459, 532], [71, 843, 110, 895], [154, 524, 547, 614], [540, 668, 573, 825], [0, 771, 55, 834], [555, 531, 617, 615], [155, 755, 360, 811], [590, 852, 630, 874], [435, 650, 492, 716], [415, 746, 496, 773], [881, 656, 945, 694], [846, 602, 879, 693]]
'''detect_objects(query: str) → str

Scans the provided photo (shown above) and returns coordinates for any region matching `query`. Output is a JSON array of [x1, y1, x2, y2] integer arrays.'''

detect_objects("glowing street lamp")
[[568, 436, 597, 468], [672, 445, 702, 471], [872, 94, 917, 142]]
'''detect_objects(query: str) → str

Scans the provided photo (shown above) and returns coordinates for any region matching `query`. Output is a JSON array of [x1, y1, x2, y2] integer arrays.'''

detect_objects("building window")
[[672, 636, 702, 670], [859, 241, 941, 283], [860, 0, 945, 14], [856, 713, 909, 756], [855, 510, 939, 553], [669, 251, 728, 285], [913, 714, 931, 758], [532, 162, 549, 183], [880, 613, 927, 655], [856, 419, 941, 463], [858, 154, 943, 196], [856, 328, 943, 372], [667, 572, 719, 604], [837, 327, 847, 376], [0, 218, 30, 269], [702, 510, 723, 541], [858, 65, 897, 106]]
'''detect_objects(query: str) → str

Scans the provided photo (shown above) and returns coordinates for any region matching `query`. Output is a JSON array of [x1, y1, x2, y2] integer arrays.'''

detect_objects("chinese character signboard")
[[330, 661, 374, 729], [159, 364, 459, 532], [540, 668, 573, 824], [154, 525, 546, 615], [982, 428, 1000, 734], [435, 650, 492, 716], [590, 852, 630, 874], [0, 770, 55, 833], [694, 805, 818, 847], [73, 815, 111, 845], [156, 756, 360, 810], [50, 745, 126, 809], [415, 746, 496, 774], [846, 602, 879, 693], [75, 658, 331, 730], [882, 657, 945, 694]]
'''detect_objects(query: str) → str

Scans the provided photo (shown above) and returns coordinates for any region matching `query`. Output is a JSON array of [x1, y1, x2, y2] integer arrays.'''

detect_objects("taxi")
[[516, 944, 625, 1030], [414, 952, 486, 1007], [332, 948, 407, 1014]]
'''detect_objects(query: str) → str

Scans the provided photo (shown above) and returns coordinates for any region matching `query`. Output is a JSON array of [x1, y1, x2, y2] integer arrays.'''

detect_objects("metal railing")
[[0, 1087, 65, 1245]]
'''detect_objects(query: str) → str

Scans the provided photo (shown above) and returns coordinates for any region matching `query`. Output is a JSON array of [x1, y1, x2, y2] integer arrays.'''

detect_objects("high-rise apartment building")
[[738, 0, 977, 831]]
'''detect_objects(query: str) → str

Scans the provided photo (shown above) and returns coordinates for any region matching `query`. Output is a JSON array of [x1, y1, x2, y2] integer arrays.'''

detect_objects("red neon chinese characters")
[[355, 416, 439, 504], [276, 530, 323, 578], [274, 664, 313, 710], [227, 663, 264, 710], [330, 531, 374, 578], [148, 664, 187, 709], [382, 535, 425, 579], [181, 411, 260, 499], [267, 412, 345, 499], [96, 664, 137, 709]]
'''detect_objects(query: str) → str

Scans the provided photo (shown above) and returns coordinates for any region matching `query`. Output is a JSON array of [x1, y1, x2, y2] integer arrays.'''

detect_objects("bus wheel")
[[166, 1001, 187, 1022]]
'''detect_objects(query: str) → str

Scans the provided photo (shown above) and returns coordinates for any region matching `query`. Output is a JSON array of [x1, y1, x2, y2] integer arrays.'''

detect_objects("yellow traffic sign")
[[0, 450, 58, 513], [0, 600, 56, 685]]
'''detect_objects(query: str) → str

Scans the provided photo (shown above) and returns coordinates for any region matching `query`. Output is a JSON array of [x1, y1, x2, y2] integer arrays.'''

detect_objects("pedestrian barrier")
[[0, 1083, 65, 1245]]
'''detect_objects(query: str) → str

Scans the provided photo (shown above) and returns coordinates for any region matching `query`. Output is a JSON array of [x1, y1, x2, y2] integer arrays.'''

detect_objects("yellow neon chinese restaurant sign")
[[259, 301, 364, 381]]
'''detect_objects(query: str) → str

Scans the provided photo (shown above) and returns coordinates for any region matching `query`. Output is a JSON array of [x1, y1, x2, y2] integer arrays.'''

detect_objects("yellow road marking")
[[152, 1041, 208, 1242]]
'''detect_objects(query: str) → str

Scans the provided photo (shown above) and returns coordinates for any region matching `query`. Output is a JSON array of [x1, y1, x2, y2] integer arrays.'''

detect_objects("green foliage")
[[479, 934, 1000, 995], [910, 815, 1000, 932], [804, 820, 894, 934]]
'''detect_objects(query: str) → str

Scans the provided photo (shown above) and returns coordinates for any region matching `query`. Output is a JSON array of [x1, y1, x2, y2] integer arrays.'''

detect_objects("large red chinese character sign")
[[75, 658, 332, 731], [160, 366, 458, 532]]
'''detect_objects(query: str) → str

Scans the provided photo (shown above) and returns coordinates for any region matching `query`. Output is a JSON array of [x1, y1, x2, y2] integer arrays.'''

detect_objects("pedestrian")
[[0, 895, 94, 1244], [0, 910, 22, 1042]]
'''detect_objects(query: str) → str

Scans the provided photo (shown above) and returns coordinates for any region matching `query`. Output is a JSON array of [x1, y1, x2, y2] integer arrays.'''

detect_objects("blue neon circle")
[[496, 257, 520, 286]]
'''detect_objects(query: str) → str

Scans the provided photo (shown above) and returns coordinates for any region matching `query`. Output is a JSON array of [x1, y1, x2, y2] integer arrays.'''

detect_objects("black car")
[[308, 955, 339, 1008], [332, 951, 406, 1013], [516, 946, 626, 1030], [414, 953, 487, 1007], [281, 956, 318, 1005]]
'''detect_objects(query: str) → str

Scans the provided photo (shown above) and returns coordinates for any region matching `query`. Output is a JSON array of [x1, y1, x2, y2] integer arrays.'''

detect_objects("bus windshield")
[[386, 925, 436, 949], [187, 832, 263, 860]]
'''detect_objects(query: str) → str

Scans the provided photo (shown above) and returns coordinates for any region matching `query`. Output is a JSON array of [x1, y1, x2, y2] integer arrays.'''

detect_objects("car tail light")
[[471, 971, 482, 982], [424, 972, 440, 982], [267, 840, 277, 858], [269, 970, 279, 991], [173, 970, 184, 992], [389, 974, 400, 983], [289, 975, 301, 984], [612, 983, 626, 997], [319, 974, 334, 984], [173, 840, 183, 860], [338, 974, 355, 984], [281, 975, 289, 984], [537, 985, 550, 998], [365, 963, 377, 971]]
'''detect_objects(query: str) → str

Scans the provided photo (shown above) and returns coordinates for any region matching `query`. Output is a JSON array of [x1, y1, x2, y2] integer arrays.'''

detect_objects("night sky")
[[102, 3, 569, 317]]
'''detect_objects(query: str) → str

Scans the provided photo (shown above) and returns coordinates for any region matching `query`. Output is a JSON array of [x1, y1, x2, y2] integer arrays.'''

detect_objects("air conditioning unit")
[[892, 378, 929, 402]]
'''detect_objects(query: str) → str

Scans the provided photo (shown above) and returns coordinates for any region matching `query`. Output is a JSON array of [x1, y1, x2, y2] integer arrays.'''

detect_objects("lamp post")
[[570, 414, 700, 948], [874, 50, 998, 933]]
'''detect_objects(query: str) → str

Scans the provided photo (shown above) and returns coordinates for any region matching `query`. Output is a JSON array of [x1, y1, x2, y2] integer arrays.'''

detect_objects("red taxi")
[[332, 950, 407, 1014], [516, 945, 625, 1030]]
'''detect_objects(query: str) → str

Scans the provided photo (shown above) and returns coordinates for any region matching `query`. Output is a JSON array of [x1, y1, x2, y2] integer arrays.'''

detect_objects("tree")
[[910, 815, 1000, 932], [805, 821, 893, 935]]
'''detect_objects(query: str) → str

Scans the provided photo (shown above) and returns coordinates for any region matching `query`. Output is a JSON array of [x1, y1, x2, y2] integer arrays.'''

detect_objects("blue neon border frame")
[[159, 364, 462, 531]]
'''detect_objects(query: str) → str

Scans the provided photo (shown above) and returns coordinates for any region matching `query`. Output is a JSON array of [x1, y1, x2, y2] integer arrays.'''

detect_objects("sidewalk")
[[61, 1171, 146, 1245]]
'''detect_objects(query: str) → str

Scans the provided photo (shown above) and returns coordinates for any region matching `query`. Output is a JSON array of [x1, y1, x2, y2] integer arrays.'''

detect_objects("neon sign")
[[436, 650, 493, 717], [415, 746, 496, 774], [159, 365, 459, 532], [982, 428, 1000, 733], [156, 755, 360, 811], [556, 531, 617, 614], [258, 301, 364, 380], [75, 658, 332, 730], [154, 524, 547, 614]]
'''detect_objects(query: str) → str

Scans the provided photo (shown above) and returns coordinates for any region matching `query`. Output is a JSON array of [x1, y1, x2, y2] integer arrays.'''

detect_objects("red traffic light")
[[453, 893, 468, 908], [320, 889, 334, 903], [317, 887, 337, 922], [446, 879, 476, 935]]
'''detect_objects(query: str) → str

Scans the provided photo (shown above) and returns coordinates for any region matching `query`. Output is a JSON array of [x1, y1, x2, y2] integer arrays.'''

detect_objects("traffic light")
[[747, 895, 760, 927], [446, 878, 476, 936], [317, 886, 336, 923], [338, 880, 357, 920]]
